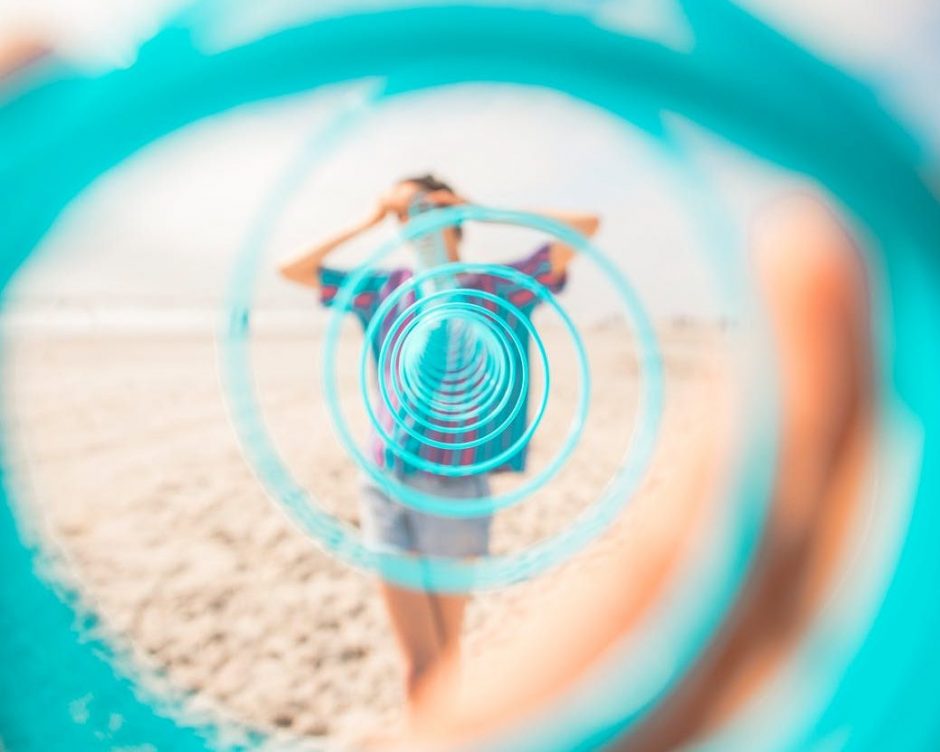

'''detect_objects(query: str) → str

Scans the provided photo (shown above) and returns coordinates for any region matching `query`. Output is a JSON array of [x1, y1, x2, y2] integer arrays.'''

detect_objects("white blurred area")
[[9, 79, 770, 331], [0, 0, 188, 70], [3, 0, 937, 103], [1, 0, 937, 335]]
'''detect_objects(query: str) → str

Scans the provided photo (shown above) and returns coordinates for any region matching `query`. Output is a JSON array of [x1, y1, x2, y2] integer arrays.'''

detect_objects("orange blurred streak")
[[389, 195, 874, 751], [0, 35, 49, 80]]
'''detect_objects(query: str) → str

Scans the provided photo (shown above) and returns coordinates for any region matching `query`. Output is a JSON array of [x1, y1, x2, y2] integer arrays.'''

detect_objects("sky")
[[2, 0, 938, 324]]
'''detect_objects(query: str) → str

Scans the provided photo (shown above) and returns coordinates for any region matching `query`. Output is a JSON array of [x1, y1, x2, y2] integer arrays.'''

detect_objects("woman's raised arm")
[[278, 203, 387, 289]]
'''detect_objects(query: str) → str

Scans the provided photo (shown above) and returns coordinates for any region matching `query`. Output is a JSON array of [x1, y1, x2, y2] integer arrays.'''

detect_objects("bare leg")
[[377, 581, 445, 714], [431, 593, 469, 663]]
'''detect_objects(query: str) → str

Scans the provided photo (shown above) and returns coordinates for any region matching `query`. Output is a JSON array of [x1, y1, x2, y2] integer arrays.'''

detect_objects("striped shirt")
[[319, 244, 566, 475]]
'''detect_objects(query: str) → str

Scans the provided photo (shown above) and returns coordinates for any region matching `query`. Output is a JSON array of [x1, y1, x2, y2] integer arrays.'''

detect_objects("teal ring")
[[371, 291, 533, 455], [381, 307, 524, 445], [335, 248, 598, 513]]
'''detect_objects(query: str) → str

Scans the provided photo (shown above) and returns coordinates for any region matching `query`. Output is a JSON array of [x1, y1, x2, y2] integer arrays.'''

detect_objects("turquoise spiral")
[[329, 213, 606, 519], [2, 2, 937, 752], [364, 269, 548, 476]]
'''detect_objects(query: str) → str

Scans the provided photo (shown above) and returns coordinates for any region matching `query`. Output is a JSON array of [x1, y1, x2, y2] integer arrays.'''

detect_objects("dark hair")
[[399, 173, 463, 239], [401, 173, 456, 194]]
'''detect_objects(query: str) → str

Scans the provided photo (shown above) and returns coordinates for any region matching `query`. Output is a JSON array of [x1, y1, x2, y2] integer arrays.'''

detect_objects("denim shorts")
[[359, 472, 492, 558]]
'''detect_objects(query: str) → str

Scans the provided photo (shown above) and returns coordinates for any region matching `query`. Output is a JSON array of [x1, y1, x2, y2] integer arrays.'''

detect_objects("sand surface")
[[2, 322, 725, 749]]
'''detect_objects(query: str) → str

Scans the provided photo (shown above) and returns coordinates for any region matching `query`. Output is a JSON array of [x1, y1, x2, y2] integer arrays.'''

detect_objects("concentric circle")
[[323, 205, 662, 517], [7, 4, 937, 751], [345, 258, 568, 516], [375, 291, 533, 451], [227, 133, 665, 585]]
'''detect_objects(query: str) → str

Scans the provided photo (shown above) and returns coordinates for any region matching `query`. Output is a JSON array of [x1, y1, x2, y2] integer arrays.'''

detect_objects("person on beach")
[[278, 174, 600, 716]]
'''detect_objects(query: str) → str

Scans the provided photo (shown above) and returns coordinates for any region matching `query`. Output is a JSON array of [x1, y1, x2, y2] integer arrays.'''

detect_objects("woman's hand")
[[379, 184, 469, 220], [365, 200, 389, 228]]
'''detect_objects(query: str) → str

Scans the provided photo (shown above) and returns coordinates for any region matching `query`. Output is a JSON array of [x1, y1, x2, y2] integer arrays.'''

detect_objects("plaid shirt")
[[319, 244, 566, 475]]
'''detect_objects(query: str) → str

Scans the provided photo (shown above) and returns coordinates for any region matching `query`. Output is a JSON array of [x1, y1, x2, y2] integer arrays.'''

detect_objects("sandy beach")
[[2, 321, 726, 748]]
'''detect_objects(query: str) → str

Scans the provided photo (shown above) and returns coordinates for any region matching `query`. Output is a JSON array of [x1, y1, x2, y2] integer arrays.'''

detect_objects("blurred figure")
[[386, 195, 873, 750], [279, 175, 599, 719]]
